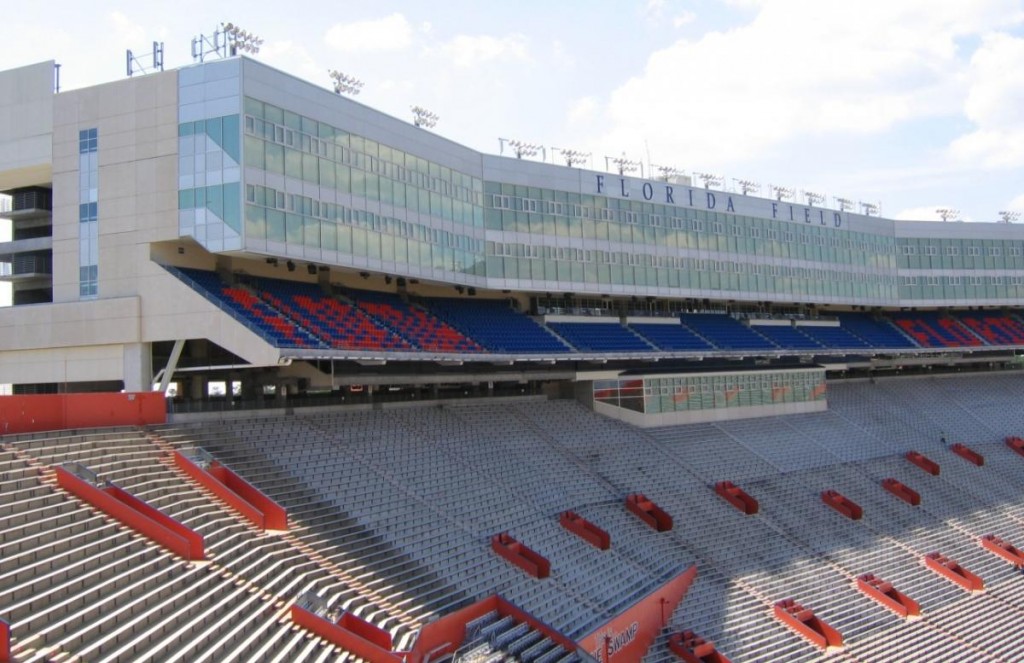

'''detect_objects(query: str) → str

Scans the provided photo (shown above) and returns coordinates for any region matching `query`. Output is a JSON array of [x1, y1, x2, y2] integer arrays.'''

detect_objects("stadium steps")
[[0, 430, 353, 663]]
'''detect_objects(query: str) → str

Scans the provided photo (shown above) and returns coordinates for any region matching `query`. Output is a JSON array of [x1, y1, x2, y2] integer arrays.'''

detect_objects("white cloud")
[[948, 33, 1024, 168], [568, 96, 598, 124], [1007, 193, 1024, 211], [440, 34, 529, 68], [109, 11, 147, 47], [597, 0, 1022, 169], [324, 13, 413, 53], [672, 11, 697, 28]]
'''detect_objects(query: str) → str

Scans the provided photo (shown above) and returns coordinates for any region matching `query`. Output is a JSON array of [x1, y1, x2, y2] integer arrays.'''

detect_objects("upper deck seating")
[[629, 323, 714, 351], [547, 322, 654, 352], [891, 312, 982, 348], [678, 314, 777, 350], [170, 268, 325, 349], [253, 278, 411, 351], [957, 313, 1024, 346], [348, 290, 485, 353], [425, 298, 571, 353], [796, 324, 873, 350], [833, 313, 917, 349], [750, 325, 823, 350]]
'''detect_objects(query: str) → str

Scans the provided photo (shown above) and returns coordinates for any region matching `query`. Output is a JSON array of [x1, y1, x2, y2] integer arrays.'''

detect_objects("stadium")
[[2, 44, 1024, 662]]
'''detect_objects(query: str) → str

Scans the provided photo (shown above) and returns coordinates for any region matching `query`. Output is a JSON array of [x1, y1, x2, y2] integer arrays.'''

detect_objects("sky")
[[1, 0, 1024, 224]]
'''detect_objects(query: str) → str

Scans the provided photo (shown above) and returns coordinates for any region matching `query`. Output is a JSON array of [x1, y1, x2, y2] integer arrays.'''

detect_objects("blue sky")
[[2, 0, 1024, 223]]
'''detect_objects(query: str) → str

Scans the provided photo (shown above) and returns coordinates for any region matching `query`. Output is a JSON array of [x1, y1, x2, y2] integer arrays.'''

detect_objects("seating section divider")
[[559, 511, 611, 550], [173, 451, 287, 531], [923, 552, 985, 592], [773, 599, 844, 650], [54, 466, 205, 561], [905, 451, 940, 475], [714, 481, 759, 515], [490, 533, 550, 579], [626, 493, 674, 531], [950, 443, 984, 466], [980, 535, 1024, 568], [821, 490, 863, 520], [855, 574, 920, 619], [289, 604, 403, 663], [881, 478, 921, 506]]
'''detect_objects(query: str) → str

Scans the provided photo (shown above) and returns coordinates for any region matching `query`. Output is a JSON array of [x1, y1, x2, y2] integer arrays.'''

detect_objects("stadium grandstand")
[[3, 50, 1024, 662]]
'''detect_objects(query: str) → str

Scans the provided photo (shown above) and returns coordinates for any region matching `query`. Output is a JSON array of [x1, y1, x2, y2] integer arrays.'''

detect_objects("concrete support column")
[[122, 342, 153, 392]]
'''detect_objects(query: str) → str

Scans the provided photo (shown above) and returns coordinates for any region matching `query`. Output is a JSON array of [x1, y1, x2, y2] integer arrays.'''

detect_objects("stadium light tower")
[[770, 185, 795, 201], [936, 208, 960, 222], [734, 178, 760, 195], [221, 22, 263, 56], [835, 197, 854, 212], [327, 70, 363, 96], [998, 211, 1021, 224], [499, 138, 545, 160], [553, 147, 591, 168], [805, 191, 826, 207], [605, 155, 642, 177], [694, 172, 724, 189], [411, 106, 439, 129], [860, 202, 879, 216], [191, 22, 262, 61], [653, 165, 684, 182]]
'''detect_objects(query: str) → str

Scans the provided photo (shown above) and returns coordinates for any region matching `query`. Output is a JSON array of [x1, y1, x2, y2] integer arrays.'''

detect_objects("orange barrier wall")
[[1, 618, 9, 663], [577, 565, 698, 661], [173, 452, 287, 531], [208, 464, 288, 530], [54, 467, 204, 561], [0, 392, 165, 435], [290, 605, 403, 663]]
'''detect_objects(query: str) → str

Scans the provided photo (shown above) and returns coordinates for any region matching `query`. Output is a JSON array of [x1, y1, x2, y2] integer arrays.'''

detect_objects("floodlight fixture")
[[499, 138, 545, 160], [653, 164, 684, 182], [412, 106, 439, 129], [835, 197, 854, 212], [222, 22, 263, 55], [554, 147, 591, 168], [998, 211, 1021, 224], [734, 178, 760, 195], [936, 207, 960, 222], [328, 70, 363, 96], [605, 155, 642, 177], [771, 185, 795, 201], [694, 172, 724, 189], [805, 191, 826, 207], [860, 201, 879, 216]]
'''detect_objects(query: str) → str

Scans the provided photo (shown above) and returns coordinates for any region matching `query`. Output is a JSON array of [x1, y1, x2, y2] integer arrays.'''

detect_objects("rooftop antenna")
[[552, 147, 591, 168], [605, 154, 642, 178], [835, 197, 855, 212], [53, 63, 61, 93], [804, 191, 826, 207], [859, 201, 879, 216], [734, 178, 760, 195], [694, 172, 724, 189], [936, 207, 960, 222], [327, 70, 363, 96], [998, 211, 1020, 224], [499, 139, 545, 160], [126, 41, 165, 77], [411, 106, 439, 129]]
